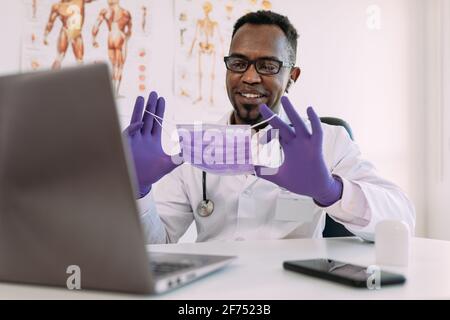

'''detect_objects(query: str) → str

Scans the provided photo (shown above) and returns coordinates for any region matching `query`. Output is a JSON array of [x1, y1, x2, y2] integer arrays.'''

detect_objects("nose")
[[242, 63, 262, 85]]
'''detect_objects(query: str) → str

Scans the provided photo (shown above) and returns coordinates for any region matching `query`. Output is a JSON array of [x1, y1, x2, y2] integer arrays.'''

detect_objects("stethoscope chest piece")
[[197, 199, 214, 217]]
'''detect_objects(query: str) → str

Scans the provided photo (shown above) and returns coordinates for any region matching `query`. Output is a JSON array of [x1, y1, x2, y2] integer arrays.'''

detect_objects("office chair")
[[320, 117, 355, 238]]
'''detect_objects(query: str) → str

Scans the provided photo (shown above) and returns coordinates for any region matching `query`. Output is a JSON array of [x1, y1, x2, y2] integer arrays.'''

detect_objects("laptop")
[[0, 64, 235, 295]]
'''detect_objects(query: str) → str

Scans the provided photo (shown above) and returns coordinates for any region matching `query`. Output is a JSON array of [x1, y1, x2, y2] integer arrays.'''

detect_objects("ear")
[[291, 67, 301, 82], [285, 67, 301, 93]]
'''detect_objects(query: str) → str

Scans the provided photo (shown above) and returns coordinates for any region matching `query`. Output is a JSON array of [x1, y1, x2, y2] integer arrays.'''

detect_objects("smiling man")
[[226, 16, 300, 126], [125, 11, 415, 243]]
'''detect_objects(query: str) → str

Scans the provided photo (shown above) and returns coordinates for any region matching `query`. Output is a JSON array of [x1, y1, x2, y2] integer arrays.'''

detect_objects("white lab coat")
[[137, 110, 415, 244]]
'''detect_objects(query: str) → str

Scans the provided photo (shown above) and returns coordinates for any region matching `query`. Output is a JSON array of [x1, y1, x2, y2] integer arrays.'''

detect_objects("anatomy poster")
[[174, 0, 275, 117], [22, 0, 155, 122]]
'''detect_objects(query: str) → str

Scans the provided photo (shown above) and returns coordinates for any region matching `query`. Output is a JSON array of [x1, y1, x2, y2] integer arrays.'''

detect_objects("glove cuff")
[[313, 174, 344, 207], [138, 185, 152, 199]]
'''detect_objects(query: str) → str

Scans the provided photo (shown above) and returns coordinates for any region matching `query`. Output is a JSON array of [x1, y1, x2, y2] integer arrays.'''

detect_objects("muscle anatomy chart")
[[22, 0, 155, 112]]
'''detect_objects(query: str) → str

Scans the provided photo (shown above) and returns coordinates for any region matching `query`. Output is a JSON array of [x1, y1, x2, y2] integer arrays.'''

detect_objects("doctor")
[[125, 11, 415, 243]]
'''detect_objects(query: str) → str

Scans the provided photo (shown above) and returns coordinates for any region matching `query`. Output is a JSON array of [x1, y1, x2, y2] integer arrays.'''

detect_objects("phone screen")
[[283, 259, 406, 287]]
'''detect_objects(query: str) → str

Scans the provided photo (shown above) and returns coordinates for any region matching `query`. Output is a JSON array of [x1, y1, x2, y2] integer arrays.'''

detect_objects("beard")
[[234, 104, 262, 125]]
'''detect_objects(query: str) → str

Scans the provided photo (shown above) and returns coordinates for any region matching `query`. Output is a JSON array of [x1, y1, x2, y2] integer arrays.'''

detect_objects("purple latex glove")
[[255, 96, 343, 207], [124, 92, 181, 198]]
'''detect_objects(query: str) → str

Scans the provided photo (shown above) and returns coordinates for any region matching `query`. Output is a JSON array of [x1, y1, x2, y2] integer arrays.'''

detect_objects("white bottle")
[[375, 220, 411, 267]]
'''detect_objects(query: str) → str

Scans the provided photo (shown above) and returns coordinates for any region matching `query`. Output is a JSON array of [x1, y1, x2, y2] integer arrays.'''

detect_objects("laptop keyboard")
[[150, 262, 195, 276]]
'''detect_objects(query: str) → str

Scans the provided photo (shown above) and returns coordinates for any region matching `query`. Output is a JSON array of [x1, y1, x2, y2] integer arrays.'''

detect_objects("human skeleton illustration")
[[188, 1, 224, 105], [32, 0, 38, 19], [141, 6, 147, 33]]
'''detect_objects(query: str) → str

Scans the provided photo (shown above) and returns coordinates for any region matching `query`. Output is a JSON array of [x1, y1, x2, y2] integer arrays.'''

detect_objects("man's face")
[[226, 23, 297, 125]]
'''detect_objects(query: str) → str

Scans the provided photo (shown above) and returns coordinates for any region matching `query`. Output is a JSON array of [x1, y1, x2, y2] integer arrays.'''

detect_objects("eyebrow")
[[228, 53, 282, 61]]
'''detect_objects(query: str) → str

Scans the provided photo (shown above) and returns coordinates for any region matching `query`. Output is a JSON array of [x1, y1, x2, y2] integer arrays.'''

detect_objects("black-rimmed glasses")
[[224, 56, 294, 75]]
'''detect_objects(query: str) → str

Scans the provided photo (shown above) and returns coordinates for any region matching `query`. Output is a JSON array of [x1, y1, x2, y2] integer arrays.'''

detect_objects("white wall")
[[279, 0, 427, 237], [0, 0, 433, 238], [426, 0, 450, 240], [0, 3, 23, 75]]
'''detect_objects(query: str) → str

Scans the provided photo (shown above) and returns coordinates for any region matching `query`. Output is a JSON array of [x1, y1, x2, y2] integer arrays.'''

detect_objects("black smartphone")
[[283, 259, 406, 288]]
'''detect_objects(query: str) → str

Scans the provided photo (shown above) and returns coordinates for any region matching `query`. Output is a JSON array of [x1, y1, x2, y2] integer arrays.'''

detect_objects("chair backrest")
[[320, 117, 354, 140], [320, 117, 355, 238]]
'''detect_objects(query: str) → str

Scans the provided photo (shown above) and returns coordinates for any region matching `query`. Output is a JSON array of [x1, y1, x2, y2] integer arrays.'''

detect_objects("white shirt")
[[137, 110, 416, 243]]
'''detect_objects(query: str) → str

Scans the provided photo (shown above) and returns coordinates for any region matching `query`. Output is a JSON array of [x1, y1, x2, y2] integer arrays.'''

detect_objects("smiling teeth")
[[241, 93, 263, 98]]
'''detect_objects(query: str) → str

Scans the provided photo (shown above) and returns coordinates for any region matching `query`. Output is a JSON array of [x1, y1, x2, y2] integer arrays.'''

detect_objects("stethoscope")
[[196, 170, 260, 217], [196, 171, 215, 217]]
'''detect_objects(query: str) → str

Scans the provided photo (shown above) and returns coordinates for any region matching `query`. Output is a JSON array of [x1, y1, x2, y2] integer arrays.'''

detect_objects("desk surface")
[[0, 237, 449, 299]]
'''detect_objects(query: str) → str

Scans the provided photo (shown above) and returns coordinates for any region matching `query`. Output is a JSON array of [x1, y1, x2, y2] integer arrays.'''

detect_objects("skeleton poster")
[[174, 0, 275, 118], [22, 0, 155, 124]]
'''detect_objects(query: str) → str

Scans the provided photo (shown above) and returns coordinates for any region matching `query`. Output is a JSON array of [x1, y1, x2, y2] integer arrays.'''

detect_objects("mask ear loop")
[[250, 114, 277, 129], [249, 114, 279, 177], [145, 110, 185, 157], [144, 110, 173, 125], [144, 110, 177, 141]]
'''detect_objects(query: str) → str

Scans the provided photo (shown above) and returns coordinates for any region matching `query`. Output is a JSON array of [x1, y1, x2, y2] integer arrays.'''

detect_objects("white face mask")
[[176, 124, 255, 176], [146, 111, 277, 176]]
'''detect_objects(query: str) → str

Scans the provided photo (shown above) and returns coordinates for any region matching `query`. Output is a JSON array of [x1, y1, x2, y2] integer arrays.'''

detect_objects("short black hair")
[[232, 10, 299, 63]]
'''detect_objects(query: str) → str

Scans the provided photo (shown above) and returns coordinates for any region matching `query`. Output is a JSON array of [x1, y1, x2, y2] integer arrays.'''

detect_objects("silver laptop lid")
[[0, 64, 154, 294]]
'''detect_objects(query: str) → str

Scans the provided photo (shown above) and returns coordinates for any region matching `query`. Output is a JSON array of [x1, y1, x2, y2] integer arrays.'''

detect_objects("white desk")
[[0, 237, 449, 299]]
